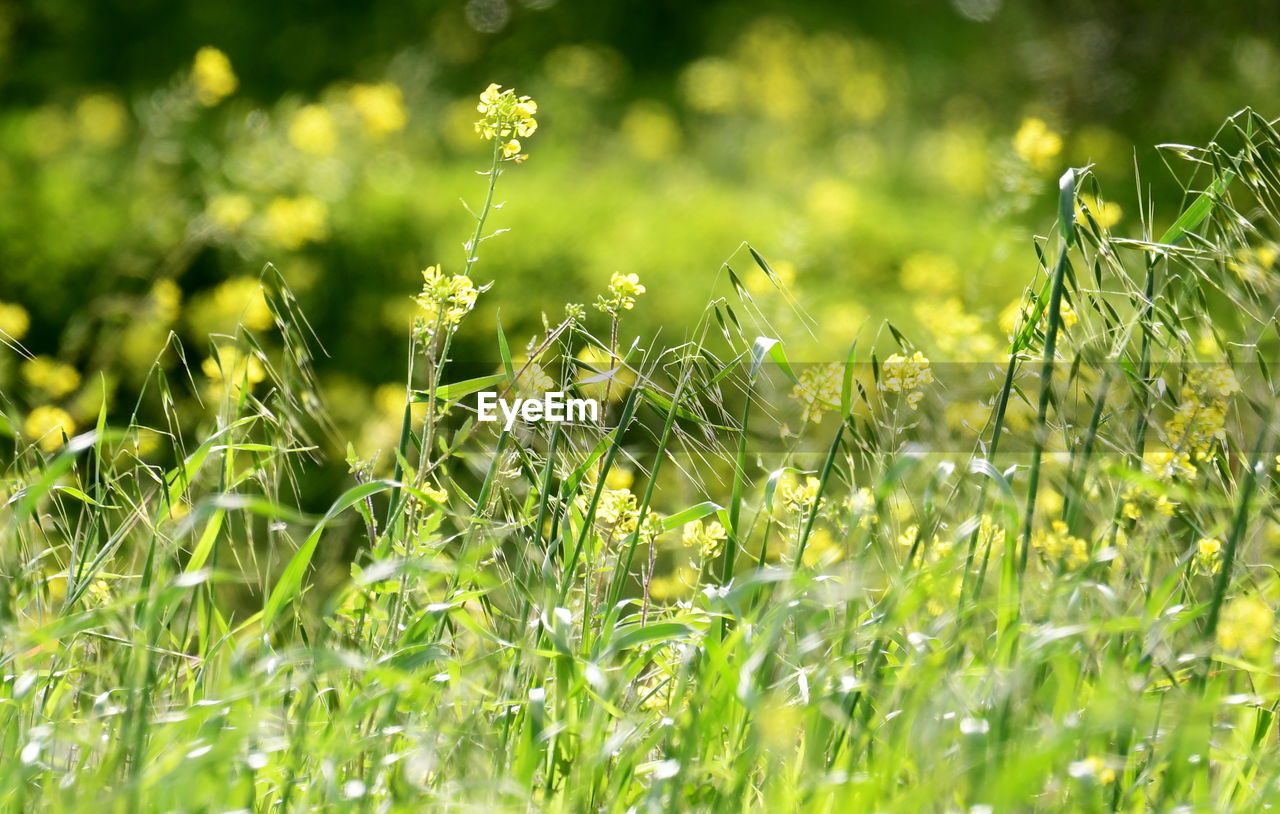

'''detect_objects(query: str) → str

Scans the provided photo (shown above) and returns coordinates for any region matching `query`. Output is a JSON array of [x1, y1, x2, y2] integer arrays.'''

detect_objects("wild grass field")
[[4, 80, 1280, 811]]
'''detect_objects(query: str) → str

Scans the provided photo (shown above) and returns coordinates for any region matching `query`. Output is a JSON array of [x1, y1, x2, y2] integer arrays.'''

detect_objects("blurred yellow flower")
[[264, 196, 329, 249], [350, 83, 407, 136], [679, 57, 739, 113], [192, 47, 238, 107], [202, 346, 266, 398], [1075, 194, 1122, 229], [74, 93, 127, 148], [900, 252, 959, 295], [805, 179, 859, 230], [0, 301, 30, 340], [22, 356, 81, 398], [577, 345, 635, 402], [1217, 596, 1274, 657], [1013, 117, 1062, 170], [621, 101, 682, 162], [25, 405, 75, 452], [289, 104, 336, 156], [207, 194, 253, 232]]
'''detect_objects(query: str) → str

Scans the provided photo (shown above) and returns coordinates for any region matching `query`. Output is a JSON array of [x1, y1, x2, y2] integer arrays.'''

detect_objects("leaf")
[[262, 479, 399, 628], [496, 313, 515, 382], [415, 373, 507, 403], [750, 336, 798, 384], [604, 621, 693, 656], [840, 340, 859, 420], [660, 501, 725, 533], [1159, 171, 1235, 246]]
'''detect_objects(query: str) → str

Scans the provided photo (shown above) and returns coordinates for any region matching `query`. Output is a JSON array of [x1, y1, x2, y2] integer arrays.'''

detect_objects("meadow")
[[3, 69, 1280, 811]]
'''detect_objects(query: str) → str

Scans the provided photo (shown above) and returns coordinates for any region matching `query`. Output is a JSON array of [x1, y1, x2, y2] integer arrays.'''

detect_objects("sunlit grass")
[[4, 106, 1280, 812]]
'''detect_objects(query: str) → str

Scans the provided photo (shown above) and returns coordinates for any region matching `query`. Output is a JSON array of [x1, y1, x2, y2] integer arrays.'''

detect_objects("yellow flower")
[[0, 301, 31, 340], [879, 351, 933, 409], [682, 519, 728, 559], [289, 104, 336, 156], [415, 265, 480, 335], [192, 47, 238, 107], [350, 83, 407, 136], [1069, 756, 1116, 785], [74, 93, 127, 148], [780, 475, 821, 516], [791, 364, 841, 424], [1194, 537, 1223, 575], [423, 484, 448, 504], [1013, 117, 1062, 170], [595, 272, 646, 316], [22, 356, 81, 398], [25, 405, 75, 452], [474, 83, 538, 144], [207, 194, 253, 232], [264, 196, 329, 249], [1217, 596, 1274, 657], [1032, 520, 1090, 570]]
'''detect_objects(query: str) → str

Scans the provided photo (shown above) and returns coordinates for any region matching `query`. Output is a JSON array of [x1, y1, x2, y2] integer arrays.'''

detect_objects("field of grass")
[[4, 92, 1280, 811]]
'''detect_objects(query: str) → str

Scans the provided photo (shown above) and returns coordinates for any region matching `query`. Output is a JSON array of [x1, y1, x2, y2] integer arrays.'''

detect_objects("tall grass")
[[3, 108, 1280, 812]]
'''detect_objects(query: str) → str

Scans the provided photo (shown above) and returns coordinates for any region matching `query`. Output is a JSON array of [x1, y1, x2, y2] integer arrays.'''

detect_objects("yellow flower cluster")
[[25, 405, 75, 452], [1162, 367, 1238, 478], [780, 475, 821, 515], [879, 351, 933, 409], [1121, 486, 1177, 524], [1217, 596, 1274, 657], [791, 363, 841, 424], [474, 83, 538, 159], [22, 356, 80, 398], [914, 298, 998, 361], [265, 196, 329, 249], [595, 272, 646, 316], [1194, 537, 1223, 575], [415, 265, 480, 335], [1013, 117, 1061, 170], [350, 83, 407, 136], [594, 487, 640, 536], [1032, 520, 1089, 570], [682, 519, 727, 559], [192, 47, 238, 107]]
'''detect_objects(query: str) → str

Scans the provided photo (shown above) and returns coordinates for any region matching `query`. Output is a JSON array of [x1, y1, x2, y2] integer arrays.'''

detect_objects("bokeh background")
[[1, 0, 1278, 474]]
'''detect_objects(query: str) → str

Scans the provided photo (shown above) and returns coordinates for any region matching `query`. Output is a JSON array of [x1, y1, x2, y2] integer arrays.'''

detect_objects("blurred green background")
[[1, 0, 1278, 462]]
